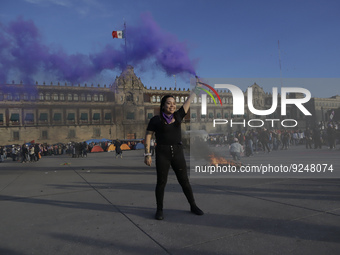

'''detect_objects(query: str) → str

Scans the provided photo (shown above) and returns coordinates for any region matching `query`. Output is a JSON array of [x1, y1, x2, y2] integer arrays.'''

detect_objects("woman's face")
[[163, 97, 176, 115]]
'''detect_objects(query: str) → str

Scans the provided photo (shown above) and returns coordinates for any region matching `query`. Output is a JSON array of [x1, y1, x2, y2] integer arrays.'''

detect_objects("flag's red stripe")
[[199, 82, 223, 106]]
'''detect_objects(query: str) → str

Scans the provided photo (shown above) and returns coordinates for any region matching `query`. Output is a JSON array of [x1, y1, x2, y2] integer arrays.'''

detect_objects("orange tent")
[[107, 144, 116, 152], [120, 144, 131, 150], [91, 145, 104, 153]]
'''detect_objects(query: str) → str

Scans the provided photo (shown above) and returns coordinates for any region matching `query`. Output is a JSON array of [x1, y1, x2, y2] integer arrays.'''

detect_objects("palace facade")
[[0, 66, 339, 145]]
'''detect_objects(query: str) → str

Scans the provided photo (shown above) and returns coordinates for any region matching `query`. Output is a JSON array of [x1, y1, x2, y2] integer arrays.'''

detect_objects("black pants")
[[155, 144, 195, 210], [306, 138, 312, 149], [260, 140, 270, 152]]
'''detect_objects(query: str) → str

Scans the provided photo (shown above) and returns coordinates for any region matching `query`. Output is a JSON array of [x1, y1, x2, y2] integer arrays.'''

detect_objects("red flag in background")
[[112, 30, 125, 39]]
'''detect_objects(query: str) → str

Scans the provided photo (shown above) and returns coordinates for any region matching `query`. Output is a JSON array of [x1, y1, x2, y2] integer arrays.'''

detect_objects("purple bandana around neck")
[[162, 112, 174, 124]]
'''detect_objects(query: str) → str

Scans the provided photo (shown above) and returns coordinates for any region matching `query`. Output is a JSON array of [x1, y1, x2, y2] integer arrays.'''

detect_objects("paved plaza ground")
[[0, 145, 339, 255]]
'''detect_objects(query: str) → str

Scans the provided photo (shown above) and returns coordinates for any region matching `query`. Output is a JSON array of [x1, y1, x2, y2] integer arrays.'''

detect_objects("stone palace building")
[[0, 66, 339, 145]]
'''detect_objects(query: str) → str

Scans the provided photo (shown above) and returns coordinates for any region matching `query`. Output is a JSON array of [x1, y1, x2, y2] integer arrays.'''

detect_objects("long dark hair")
[[160, 95, 180, 125]]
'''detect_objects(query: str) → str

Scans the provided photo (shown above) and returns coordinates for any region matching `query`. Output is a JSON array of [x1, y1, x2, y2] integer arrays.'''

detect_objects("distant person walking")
[[229, 138, 244, 161], [114, 139, 123, 158], [259, 128, 271, 153], [0, 146, 4, 162], [305, 128, 313, 149]]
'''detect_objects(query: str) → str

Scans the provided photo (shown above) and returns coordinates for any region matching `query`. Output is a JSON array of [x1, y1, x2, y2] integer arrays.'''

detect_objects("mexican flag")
[[112, 30, 125, 39]]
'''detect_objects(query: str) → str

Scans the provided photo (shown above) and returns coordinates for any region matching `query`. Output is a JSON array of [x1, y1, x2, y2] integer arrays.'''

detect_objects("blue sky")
[[1, 0, 339, 97]]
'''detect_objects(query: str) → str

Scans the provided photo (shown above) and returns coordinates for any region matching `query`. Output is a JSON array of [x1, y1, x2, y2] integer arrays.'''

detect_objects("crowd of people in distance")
[[1, 121, 339, 164], [0, 143, 44, 163], [0, 139, 140, 163], [191, 121, 340, 162]]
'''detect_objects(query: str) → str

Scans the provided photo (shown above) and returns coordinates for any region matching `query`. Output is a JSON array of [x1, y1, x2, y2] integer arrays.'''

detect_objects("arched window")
[[53, 93, 59, 101], [68, 94, 72, 101], [45, 93, 50, 100], [39, 93, 44, 100], [94, 94, 98, 101], [152, 95, 156, 103], [87, 94, 91, 101], [180, 96, 185, 103], [60, 94, 65, 101], [99, 94, 104, 101], [73, 94, 79, 101], [81, 94, 85, 101], [176, 96, 180, 103], [156, 96, 161, 103], [126, 92, 133, 102]]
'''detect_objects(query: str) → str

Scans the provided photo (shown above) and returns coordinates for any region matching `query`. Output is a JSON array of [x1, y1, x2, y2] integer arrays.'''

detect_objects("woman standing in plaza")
[[144, 81, 203, 220]]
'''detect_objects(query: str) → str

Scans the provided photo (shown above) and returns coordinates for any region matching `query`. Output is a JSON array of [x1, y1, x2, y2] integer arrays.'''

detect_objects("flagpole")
[[124, 21, 127, 67], [278, 40, 282, 88]]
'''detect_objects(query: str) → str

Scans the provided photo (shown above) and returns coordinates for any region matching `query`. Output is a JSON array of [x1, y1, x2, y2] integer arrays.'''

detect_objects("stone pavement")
[[0, 146, 339, 255]]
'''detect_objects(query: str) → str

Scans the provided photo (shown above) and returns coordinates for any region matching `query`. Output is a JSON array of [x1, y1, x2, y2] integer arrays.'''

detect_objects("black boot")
[[191, 204, 204, 215], [155, 209, 164, 220]]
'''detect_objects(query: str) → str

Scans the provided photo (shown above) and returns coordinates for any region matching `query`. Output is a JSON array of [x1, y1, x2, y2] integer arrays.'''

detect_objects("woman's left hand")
[[144, 156, 152, 166]]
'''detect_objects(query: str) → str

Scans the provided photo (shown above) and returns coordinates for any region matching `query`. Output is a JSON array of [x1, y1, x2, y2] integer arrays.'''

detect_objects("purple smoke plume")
[[126, 13, 197, 76], [0, 13, 197, 85]]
